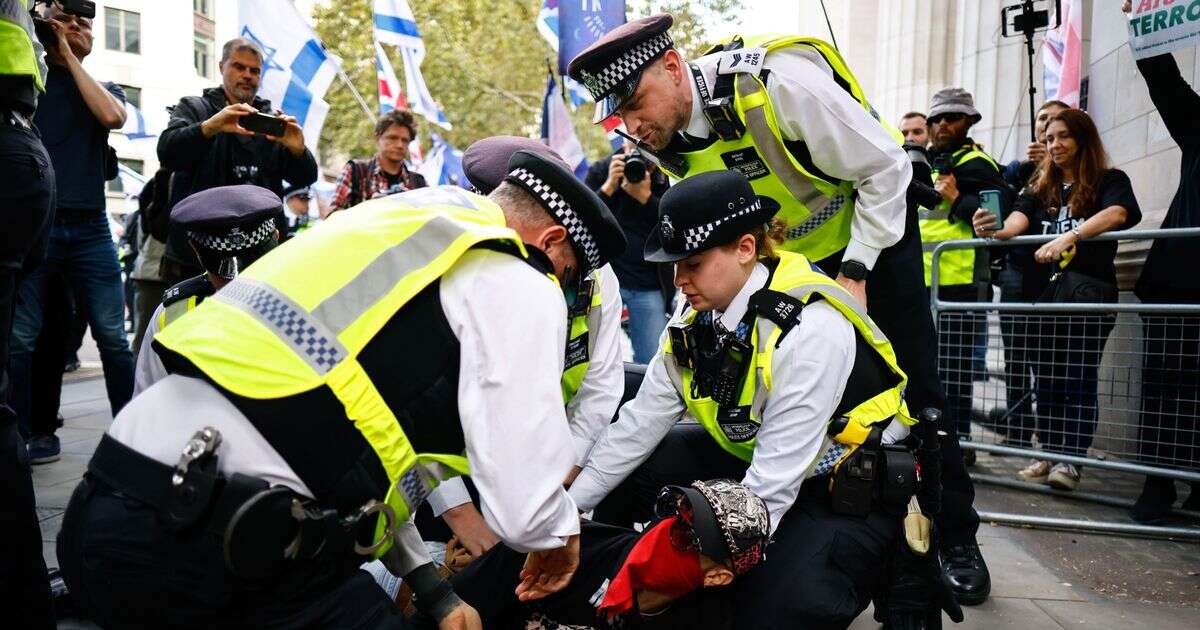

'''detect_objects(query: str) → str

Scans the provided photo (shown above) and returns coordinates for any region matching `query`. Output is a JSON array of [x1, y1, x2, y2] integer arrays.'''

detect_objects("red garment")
[[597, 517, 705, 621]]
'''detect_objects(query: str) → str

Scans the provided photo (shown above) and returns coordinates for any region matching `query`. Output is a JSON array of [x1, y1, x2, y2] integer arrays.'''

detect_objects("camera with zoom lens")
[[623, 149, 648, 184]]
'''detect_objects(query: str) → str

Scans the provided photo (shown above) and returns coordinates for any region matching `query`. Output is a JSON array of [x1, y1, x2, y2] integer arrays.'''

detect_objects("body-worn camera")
[[623, 149, 648, 184]]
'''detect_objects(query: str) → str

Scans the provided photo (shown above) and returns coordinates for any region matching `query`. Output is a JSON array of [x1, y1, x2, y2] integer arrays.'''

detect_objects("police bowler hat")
[[644, 170, 780, 263]]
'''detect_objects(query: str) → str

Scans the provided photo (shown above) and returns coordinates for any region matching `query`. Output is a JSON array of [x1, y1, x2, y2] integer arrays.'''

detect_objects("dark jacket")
[[157, 87, 318, 276], [928, 137, 1013, 225], [585, 154, 673, 304], [1133, 53, 1200, 301]]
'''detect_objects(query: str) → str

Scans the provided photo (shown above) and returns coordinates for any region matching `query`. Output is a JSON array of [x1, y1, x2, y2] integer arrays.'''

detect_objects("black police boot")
[[942, 542, 990, 606], [1131, 476, 1177, 524]]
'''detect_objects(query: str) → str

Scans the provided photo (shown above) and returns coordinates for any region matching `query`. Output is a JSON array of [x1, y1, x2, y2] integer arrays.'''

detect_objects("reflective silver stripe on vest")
[[216, 278, 349, 375], [312, 215, 472, 333], [737, 76, 844, 240], [918, 203, 951, 222], [216, 213, 493, 375], [585, 269, 603, 360]]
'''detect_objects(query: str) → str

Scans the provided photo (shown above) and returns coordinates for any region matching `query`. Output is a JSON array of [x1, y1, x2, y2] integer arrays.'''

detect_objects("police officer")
[[568, 15, 990, 603], [921, 88, 1010, 475], [132, 184, 282, 396], [414, 136, 626, 559], [1, 2, 55, 626], [568, 170, 961, 628], [56, 152, 626, 629]]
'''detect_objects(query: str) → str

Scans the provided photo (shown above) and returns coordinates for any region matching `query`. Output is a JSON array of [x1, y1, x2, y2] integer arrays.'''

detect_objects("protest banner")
[[1128, 0, 1200, 59]]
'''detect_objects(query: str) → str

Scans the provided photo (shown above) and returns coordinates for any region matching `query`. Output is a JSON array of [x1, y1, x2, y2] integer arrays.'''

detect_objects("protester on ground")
[[415, 480, 770, 629], [920, 88, 1011, 462], [0, 1, 56, 625], [568, 14, 990, 606], [57, 151, 625, 629], [1129, 45, 1200, 522], [10, 2, 131, 467], [974, 109, 1141, 491], [156, 36, 317, 286], [330, 108, 427, 212], [132, 185, 282, 396], [586, 140, 673, 364]]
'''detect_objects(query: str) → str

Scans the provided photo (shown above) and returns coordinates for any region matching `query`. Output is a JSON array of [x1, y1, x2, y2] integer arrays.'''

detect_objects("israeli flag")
[[375, 41, 405, 113], [417, 133, 468, 189], [542, 72, 588, 180], [237, 0, 340, 154], [373, 0, 451, 129], [120, 101, 165, 141], [116, 162, 147, 198]]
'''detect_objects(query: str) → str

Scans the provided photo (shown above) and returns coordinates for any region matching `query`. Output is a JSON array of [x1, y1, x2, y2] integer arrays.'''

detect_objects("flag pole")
[[335, 62, 378, 122]]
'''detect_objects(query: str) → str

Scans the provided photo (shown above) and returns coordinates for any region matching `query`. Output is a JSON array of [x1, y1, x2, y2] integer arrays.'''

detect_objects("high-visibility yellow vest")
[[561, 269, 604, 404], [920, 143, 1000, 287], [660, 34, 902, 263], [0, 2, 45, 93], [154, 187, 533, 557], [661, 252, 914, 467]]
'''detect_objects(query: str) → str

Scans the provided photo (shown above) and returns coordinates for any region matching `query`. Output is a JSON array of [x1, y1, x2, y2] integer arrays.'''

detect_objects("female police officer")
[[568, 169, 958, 628]]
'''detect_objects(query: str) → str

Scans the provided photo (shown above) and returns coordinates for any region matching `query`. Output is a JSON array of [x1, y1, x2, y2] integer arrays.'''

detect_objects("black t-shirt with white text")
[[1012, 169, 1141, 295]]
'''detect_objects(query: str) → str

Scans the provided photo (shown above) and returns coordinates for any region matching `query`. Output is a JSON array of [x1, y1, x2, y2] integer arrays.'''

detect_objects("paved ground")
[[35, 371, 1200, 628]]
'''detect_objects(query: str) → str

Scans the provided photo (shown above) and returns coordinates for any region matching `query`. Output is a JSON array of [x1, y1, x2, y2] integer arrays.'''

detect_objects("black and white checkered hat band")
[[509, 167, 601, 270], [680, 198, 763, 252], [580, 31, 674, 99], [188, 216, 276, 254]]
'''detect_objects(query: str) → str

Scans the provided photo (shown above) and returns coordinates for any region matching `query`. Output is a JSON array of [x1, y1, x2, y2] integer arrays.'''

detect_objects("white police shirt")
[[108, 249, 582, 576], [426, 264, 625, 517], [569, 263, 908, 533], [132, 303, 170, 397], [684, 46, 912, 270]]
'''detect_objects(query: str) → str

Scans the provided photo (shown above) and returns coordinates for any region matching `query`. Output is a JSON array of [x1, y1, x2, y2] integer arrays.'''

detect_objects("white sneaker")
[[1047, 463, 1081, 491], [1017, 459, 1051, 482]]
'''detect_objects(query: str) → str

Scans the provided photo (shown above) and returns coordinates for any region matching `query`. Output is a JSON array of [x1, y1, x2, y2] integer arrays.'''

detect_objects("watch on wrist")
[[1071, 225, 1081, 238], [839, 259, 869, 281]]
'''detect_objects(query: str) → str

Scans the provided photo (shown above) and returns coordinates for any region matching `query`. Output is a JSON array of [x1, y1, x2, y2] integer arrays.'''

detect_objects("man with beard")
[[156, 37, 317, 286]]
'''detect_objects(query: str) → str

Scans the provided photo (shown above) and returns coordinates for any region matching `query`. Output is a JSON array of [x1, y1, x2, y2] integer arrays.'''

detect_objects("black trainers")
[[943, 542, 991, 606]]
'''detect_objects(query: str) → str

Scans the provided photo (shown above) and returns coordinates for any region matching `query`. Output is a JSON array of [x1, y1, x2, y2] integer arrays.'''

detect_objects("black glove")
[[915, 408, 944, 516], [874, 525, 964, 630]]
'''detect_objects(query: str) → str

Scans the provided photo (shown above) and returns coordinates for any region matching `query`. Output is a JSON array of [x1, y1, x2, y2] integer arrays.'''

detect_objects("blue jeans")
[[620, 288, 667, 365], [9, 215, 134, 434]]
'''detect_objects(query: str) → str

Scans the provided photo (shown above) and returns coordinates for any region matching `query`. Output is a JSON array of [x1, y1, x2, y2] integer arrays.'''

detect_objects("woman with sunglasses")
[[973, 109, 1141, 491], [567, 170, 957, 628]]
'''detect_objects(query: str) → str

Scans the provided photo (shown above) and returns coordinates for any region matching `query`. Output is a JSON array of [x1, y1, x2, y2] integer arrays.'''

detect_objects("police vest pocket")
[[0, 151, 49, 194]]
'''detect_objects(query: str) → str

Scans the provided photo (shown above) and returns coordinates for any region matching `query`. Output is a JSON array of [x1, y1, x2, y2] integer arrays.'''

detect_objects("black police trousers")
[[57, 475, 409, 629], [815, 204, 979, 548], [592, 423, 899, 629], [0, 110, 55, 630]]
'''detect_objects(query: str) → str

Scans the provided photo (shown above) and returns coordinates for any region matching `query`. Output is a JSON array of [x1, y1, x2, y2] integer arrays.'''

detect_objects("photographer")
[[10, 0, 132, 468], [585, 141, 671, 364], [157, 36, 317, 282], [1, 1, 55, 625]]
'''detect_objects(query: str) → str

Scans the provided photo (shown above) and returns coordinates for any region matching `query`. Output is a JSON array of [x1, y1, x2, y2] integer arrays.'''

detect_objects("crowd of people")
[[1, 2, 1197, 630], [898, 48, 1198, 522]]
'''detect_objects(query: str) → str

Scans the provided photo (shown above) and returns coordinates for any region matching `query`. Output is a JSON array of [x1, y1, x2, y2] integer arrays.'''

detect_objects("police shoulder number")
[[716, 47, 768, 76]]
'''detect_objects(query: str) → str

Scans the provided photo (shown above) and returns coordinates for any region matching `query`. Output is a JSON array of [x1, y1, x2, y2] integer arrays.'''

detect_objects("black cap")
[[567, 14, 674, 124], [644, 170, 780, 263], [171, 184, 282, 277], [463, 136, 569, 194], [503, 150, 626, 276]]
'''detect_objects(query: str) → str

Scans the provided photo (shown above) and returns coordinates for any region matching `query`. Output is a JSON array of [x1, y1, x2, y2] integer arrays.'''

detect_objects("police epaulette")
[[748, 289, 809, 344], [161, 274, 216, 308]]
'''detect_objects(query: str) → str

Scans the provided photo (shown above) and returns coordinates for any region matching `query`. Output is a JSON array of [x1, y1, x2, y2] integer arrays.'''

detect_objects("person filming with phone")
[[156, 36, 317, 286], [919, 88, 1011, 466]]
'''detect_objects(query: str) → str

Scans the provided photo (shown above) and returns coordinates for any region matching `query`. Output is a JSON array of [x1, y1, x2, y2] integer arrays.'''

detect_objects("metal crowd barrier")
[[929, 227, 1200, 540]]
